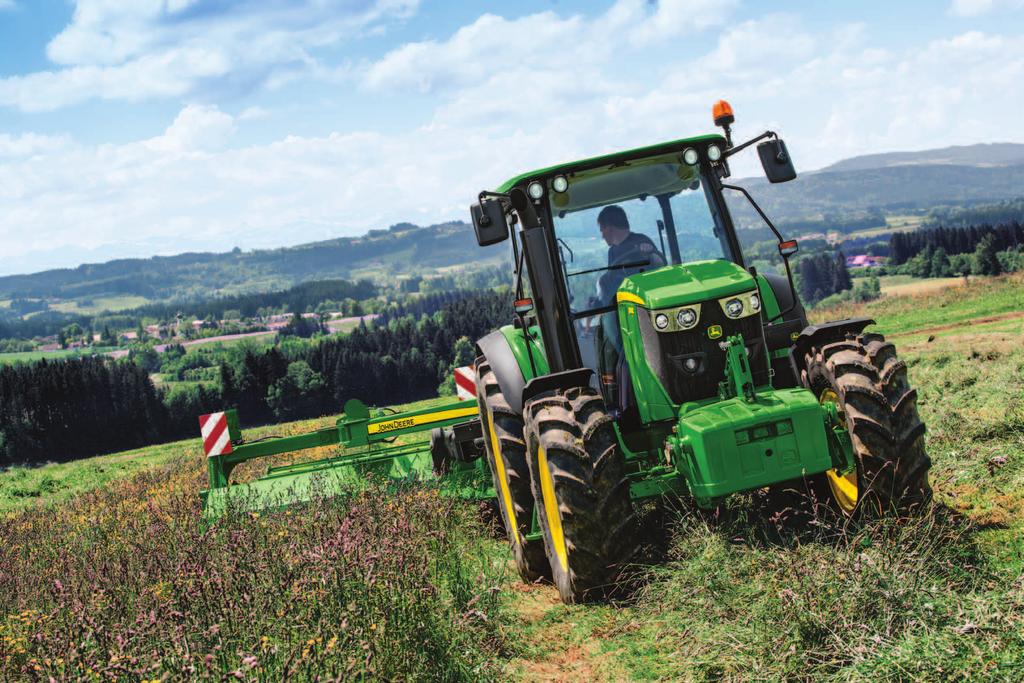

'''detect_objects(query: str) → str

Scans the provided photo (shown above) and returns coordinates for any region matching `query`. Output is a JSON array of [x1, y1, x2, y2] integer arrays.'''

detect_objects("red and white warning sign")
[[454, 365, 476, 401], [199, 412, 233, 458]]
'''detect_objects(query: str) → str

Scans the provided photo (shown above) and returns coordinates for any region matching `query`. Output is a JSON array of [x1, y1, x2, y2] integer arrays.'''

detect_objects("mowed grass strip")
[[813, 271, 1024, 335]]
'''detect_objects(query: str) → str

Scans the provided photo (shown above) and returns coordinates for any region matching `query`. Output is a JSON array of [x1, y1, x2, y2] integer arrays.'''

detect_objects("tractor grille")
[[638, 301, 770, 404]]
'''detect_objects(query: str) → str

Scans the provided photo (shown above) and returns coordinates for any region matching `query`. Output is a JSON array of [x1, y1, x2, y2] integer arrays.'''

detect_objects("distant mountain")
[[727, 142, 1024, 228], [0, 222, 498, 301], [817, 143, 1024, 173], [5, 142, 1024, 302]]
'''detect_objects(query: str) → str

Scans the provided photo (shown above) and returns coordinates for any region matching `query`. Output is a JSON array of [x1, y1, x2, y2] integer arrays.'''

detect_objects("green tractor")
[[469, 100, 931, 602]]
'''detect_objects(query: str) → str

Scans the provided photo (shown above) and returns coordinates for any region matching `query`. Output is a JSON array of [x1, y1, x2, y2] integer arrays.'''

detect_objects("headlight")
[[527, 181, 544, 200], [725, 298, 744, 318], [676, 308, 697, 328], [707, 144, 722, 162], [654, 313, 670, 330], [551, 175, 568, 193], [749, 293, 761, 312], [682, 147, 699, 165]]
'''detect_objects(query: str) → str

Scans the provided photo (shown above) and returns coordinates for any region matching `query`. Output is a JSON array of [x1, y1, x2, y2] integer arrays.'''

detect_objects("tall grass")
[[1, 460, 510, 680], [625, 501, 1024, 681]]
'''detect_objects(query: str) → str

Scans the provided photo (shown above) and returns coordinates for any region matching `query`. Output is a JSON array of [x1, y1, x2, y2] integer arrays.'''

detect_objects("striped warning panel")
[[454, 365, 476, 400], [199, 412, 233, 458]]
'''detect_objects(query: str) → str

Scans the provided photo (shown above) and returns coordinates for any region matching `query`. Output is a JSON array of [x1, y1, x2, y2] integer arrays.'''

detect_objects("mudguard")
[[476, 329, 529, 414], [762, 271, 808, 326], [788, 317, 876, 380]]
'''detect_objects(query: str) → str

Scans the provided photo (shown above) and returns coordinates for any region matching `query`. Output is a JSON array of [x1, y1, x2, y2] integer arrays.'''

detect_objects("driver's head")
[[597, 205, 630, 246]]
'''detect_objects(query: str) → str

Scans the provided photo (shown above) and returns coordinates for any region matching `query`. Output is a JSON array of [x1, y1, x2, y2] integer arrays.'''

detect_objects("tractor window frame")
[[542, 162, 740, 321]]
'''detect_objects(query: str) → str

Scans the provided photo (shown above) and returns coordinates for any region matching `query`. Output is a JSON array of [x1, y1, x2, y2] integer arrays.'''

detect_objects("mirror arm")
[[721, 182, 798, 323], [511, 231, 539, 377], [722, 130, 777, 159]]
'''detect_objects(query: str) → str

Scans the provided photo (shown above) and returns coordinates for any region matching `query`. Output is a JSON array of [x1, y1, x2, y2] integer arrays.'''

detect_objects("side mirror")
[[470, 198, 509, 246], [778, 239, 799, 258], [758, 138, 797, 183]]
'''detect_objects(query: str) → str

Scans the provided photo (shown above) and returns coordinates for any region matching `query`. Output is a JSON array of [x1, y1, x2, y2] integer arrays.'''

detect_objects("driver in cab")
[[595, 205, 665, 307]]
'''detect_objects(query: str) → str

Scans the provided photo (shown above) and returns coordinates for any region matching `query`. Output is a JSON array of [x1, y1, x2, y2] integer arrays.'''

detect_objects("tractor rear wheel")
[[802, 331, 931, 516], [524, 385, 638, 603], [475, 358, 549, 583]]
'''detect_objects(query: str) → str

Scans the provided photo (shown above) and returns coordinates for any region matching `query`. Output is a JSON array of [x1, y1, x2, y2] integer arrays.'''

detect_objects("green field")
[[0, 346, 119, 365], [48, 294, 151, 315], [2, 274, 1023, 680]]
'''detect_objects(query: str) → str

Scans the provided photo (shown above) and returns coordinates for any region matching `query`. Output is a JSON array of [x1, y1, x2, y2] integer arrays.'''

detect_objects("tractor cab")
[[473, 121, 802, 423], [539, 145, 742, 416]]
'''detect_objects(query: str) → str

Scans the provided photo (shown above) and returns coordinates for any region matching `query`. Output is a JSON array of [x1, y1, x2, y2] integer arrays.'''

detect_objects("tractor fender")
[[788, 317, 876, 380], [476, 330, 528, 415], [762, 271, 808, 326]]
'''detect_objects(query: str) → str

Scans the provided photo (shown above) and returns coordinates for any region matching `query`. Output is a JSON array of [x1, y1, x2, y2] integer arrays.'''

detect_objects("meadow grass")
[[2, 274, 1023, 680], [814, 271, 1024, 335], [1, 475, 512, 680], [0, 347, 119, 366]]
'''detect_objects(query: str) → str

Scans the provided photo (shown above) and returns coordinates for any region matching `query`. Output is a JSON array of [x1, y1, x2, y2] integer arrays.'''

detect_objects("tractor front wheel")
[[475, 358, 550, 583], [803, 331, 931, 516], [524, 385, 637, 603]]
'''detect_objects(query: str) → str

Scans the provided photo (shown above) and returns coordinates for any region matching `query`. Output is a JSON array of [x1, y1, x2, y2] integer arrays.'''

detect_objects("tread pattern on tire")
[[802, 331, 932, 513], [524, 386, 638, 603], [475, 357, 549, 582]]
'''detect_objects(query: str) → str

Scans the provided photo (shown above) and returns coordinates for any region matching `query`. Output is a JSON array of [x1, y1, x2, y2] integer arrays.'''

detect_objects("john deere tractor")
[[470, 100, 931, 602]]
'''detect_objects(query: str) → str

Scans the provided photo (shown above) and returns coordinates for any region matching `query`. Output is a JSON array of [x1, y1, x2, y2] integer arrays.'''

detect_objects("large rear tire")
[[524, 386, 638, 603], [802, 330, 931, 516], [475, 358, 549, 583]]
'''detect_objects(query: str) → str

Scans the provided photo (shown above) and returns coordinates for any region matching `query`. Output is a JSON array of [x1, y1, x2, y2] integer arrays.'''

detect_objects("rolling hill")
[[3, 142, 1023, 302]]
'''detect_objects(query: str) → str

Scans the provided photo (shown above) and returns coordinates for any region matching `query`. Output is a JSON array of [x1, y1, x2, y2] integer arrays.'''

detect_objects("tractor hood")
[[617, 259, 755, 309]]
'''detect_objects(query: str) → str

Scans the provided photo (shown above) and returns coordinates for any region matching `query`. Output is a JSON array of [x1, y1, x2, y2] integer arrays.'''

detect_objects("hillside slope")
[[0, 221, 497, 300]]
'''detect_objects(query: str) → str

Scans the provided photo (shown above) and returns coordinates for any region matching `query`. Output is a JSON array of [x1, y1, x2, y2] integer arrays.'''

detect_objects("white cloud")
[[0, 133, 71, 158], [0, 0, 17, 11], [628, 0, 739, 44], [144, 104, 237, 152], [361, 0, 737, 95], [0, 0, 418, 112], [3, 4, 1024, 273], [949, 0, 1024, 16], [238, 105, 269, 121]]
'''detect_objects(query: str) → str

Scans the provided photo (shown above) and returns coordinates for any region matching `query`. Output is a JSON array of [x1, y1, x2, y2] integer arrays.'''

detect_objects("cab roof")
[[495, 133, 725, 193]]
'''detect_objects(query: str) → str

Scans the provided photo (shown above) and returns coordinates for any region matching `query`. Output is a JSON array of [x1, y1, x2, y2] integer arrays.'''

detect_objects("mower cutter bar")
[[198, 398, 488, 519]]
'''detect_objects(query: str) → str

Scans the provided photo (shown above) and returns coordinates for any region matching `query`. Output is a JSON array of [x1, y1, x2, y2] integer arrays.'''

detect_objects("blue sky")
[[0, 0, 1022, 275]]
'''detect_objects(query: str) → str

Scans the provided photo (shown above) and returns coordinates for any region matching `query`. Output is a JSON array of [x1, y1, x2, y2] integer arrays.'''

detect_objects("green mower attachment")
[[198, 398, 494, 520]]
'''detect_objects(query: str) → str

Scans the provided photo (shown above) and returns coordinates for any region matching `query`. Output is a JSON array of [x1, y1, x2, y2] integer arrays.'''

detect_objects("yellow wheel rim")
[[537, 445, 568, 572], [820, 388, 859, 514], [487, 410, 520, 544]]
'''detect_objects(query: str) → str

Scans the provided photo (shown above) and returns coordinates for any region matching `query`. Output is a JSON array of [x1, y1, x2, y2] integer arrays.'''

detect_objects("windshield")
[[549, 153, 730, 316]]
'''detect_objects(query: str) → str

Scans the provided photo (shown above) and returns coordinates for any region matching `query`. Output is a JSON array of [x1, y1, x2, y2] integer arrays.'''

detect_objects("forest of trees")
[[890, 221, 1024, 265], [796, 252, 853, 305], [0, 357, 222, 467], [0, 292, 511, 466], [924, 198, 1024, 228], [373, 290, 477, 327]]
